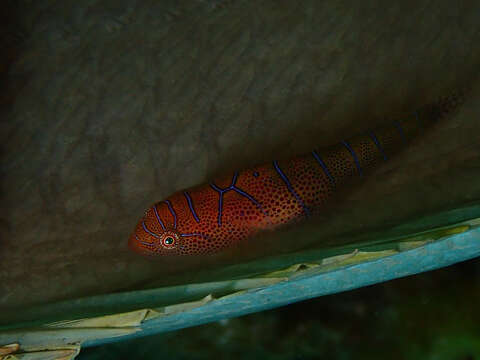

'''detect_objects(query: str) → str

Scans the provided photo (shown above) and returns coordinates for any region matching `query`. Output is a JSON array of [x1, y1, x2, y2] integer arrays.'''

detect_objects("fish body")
[[129, 90, 466, 256]]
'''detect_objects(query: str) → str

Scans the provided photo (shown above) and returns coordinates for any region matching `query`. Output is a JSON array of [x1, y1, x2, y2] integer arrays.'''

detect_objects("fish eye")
[[162, 235, 175, 248], [156, 231, 179, 250]]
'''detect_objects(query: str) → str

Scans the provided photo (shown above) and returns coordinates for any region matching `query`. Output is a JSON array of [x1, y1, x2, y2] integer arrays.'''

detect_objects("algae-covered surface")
[[76, 257, 480, 360], [1, 0, 479, 329]]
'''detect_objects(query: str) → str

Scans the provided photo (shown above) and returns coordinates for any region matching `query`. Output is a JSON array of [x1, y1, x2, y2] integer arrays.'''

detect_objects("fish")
[[128, 89, 468, 256]]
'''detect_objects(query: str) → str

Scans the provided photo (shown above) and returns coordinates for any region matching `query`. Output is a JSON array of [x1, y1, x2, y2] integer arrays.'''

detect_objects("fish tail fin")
[[394, 85, 472, 142], [337, 86, 473, 176], [416, 85, 471, 126]]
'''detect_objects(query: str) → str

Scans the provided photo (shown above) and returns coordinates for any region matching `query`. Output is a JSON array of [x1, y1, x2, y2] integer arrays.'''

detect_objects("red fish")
[[129, 90, 467, 256]]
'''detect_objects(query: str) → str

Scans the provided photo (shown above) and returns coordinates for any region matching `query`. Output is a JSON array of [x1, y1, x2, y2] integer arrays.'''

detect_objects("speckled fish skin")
[[129, 90, 467, 256]]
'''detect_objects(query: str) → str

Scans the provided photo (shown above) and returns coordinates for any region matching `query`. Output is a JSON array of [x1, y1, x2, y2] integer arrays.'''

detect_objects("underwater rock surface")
[[1, 0, 479, 310]]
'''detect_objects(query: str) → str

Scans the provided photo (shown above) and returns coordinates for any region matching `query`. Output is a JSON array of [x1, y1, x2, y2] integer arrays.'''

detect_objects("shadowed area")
[[1, 0, 479, 312]]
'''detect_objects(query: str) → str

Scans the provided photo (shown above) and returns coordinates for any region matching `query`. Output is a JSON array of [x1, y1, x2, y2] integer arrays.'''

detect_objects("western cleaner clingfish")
[[129, 90, 467, 256]]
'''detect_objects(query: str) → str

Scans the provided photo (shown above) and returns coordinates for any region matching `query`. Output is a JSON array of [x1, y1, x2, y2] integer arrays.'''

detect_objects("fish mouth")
[[128, 233, 154, 256]]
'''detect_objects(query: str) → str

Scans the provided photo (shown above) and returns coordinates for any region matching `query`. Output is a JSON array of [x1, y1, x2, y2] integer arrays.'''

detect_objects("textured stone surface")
[[1, 0, 479, 310]]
